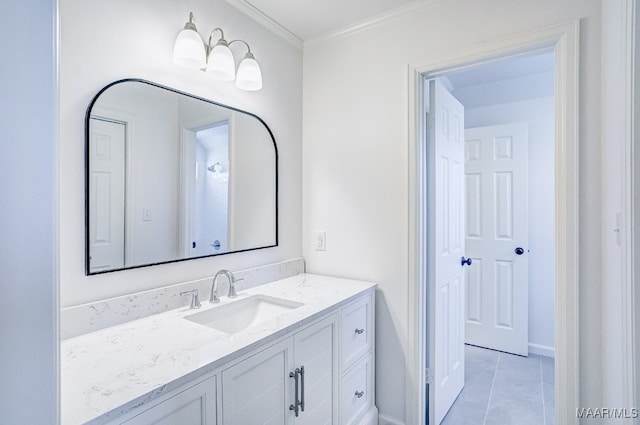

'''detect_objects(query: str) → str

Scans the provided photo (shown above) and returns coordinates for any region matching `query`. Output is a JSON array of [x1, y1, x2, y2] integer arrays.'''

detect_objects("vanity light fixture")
[[172, 12, 263, 91]]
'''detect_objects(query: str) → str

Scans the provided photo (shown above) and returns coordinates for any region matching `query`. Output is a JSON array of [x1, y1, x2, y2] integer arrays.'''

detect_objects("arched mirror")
[[85, 79, 277, 274]]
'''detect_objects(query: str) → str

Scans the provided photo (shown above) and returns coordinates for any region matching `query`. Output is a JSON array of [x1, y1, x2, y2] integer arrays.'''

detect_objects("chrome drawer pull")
[[289, 368, 300, 417], [300, 366, 305, 412], [355, 328, 365, 335], [355, 390, 364, 398]]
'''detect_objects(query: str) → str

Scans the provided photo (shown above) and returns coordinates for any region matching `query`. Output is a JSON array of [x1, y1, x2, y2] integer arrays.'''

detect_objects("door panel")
[[221, 340, 292, 425], [122, 376, 216, 425], [89, 118, 126, 272], [464, 123, 529, 356], [428, 79, 466, 425]]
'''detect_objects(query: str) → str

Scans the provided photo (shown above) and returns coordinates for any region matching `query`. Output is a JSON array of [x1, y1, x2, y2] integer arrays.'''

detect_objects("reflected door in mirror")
[[89, 118, 126, 273]]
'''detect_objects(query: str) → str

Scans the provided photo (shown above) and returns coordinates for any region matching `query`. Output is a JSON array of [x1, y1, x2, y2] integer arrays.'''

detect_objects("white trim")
[[305, 0, 441, 47], [600, 0, 637, 412], [528, 343, 555, 358], [224, 0, 303, 49], [634, 0, 640, 413], [407, 21, 580, 425], [625, 0, 637, 412]]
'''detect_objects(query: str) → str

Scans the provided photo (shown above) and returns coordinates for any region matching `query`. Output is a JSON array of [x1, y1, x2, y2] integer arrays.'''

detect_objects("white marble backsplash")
[[61, 258, 305, 339]]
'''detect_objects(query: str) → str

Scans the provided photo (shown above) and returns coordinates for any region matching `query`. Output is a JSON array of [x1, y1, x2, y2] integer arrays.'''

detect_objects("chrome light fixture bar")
[[172, 12, 263, 91]]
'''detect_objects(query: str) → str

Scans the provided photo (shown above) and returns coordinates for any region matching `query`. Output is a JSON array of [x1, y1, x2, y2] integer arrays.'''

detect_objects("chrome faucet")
[[210, 269, 238, 303]]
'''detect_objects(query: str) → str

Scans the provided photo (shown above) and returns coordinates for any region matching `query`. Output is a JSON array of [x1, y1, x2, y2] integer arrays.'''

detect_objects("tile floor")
[[441, 344, 555, 425]]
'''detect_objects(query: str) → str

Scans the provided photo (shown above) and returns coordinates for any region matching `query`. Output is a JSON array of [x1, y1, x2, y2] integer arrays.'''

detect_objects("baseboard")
[[378, 412, 405, 425], [529, 342, 555, 358]]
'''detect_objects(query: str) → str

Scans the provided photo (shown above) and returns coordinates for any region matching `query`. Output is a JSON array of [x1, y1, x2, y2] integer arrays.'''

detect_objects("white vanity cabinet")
[[75, 281, 377, 425], [221, 314, 338, 425], [107, 375, 217, 425]]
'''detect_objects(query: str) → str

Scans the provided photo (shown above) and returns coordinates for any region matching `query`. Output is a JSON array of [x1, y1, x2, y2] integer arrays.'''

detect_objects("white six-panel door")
[[89, 118, 126, 272], [428, 80, 466, 425], [464, 123, 529, 356]]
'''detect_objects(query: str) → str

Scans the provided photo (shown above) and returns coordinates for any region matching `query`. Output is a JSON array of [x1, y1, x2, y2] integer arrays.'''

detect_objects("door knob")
[[461, 257, 472, 267], [515, 247, 525, 255]]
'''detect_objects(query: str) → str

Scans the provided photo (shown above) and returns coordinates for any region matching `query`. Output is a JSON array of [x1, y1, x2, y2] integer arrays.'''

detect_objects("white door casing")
[[407, 22, 580, 425], [88, 118, 126, 272], [428, 79, 466, 425], [464, 123, 529, 356]]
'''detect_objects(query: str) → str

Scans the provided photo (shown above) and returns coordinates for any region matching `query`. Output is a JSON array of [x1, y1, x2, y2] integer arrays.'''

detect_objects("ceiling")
[[231, 0, 423, 41], [446, 52, 555, 89]]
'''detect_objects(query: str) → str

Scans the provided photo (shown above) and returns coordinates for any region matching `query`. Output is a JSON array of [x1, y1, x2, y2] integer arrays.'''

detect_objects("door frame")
[[406, 21, 580, 425]]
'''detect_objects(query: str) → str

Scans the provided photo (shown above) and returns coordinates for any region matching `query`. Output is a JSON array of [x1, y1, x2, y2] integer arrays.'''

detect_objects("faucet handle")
[[228, 277, 243, 298], [180, 289, 202, 309]]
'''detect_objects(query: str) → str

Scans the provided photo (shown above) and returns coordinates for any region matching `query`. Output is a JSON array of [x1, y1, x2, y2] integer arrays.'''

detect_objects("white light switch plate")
[[315, 231, 326, 251]]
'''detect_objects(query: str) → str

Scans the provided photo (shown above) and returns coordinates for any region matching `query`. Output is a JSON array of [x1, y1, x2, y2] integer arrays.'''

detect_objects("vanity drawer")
[[340, 354, 373, 425], [341, 294, 372, 369]]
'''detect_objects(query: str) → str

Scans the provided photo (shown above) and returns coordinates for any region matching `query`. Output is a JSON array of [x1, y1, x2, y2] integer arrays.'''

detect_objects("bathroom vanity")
[[61, 274, 377, 425]]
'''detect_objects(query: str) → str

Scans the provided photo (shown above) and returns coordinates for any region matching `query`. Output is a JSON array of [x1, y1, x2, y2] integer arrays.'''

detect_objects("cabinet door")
[[120, 376, 216, 425], [293, 315, 337, 425], [222, 339, 294, 425]]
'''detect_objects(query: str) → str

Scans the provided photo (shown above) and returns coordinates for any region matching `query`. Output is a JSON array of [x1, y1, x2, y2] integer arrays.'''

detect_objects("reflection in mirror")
[[86, 79, 277, 274]]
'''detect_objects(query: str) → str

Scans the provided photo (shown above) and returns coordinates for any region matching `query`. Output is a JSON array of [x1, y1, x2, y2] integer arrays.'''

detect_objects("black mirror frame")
[[84, 78, 279, 275]]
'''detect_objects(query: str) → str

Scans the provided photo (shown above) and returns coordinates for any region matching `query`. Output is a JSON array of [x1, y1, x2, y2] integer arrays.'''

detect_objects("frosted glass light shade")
[[173, 28, 206, 69], [206, 41, 235, 81], [235, 53, 262, 91]]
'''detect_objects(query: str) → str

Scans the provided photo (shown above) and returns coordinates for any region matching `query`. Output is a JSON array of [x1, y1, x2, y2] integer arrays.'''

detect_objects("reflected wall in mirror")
[[86, 79, 278, 275]]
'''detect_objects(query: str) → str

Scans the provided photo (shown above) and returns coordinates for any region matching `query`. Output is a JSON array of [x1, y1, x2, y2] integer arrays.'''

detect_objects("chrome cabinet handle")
[[355, 328, 365, 335], [300, 366, 305, 412], [355, 390, 364, 398], [289, 368, 300, 417], [461, 256, 472, 267]]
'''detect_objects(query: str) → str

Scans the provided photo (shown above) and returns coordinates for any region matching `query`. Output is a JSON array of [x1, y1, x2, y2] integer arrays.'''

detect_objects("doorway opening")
[[425, 50, 556, 425], [179, 121, 231, 258], [406, 21, 580, 425]]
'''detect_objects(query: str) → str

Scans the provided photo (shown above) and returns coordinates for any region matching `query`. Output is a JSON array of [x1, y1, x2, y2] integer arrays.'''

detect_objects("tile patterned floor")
[[441, 344, 555, 425]]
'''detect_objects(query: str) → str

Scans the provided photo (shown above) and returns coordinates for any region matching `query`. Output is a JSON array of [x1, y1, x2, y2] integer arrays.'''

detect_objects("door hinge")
[[425, 367, 434, 385], [426, 113, 433, 130]]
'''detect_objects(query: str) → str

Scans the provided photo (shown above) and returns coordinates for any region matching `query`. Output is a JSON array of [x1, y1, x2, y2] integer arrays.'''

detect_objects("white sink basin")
[[184, 295, 304, 334]]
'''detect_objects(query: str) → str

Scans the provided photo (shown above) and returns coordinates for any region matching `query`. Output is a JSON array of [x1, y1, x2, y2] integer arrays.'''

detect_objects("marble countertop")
[[61, 273, 376, 425]]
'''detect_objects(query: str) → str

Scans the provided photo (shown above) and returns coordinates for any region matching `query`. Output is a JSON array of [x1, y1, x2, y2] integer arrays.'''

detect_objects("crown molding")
[[225, 0, 304, 49], [305, 0, 441, 47]]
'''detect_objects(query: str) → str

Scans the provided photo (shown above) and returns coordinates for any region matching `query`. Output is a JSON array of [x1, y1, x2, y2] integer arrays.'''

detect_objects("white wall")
[[230, 112, 277, 249], [59, 0, 302, 307], [0, 0, 59, 423], [465, 95, 556, 355], [303, 0, 602, 422]]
